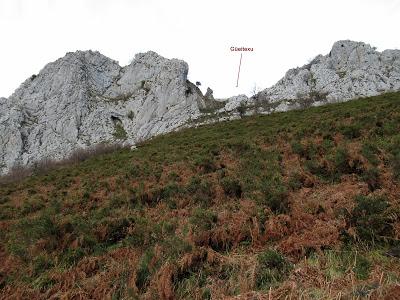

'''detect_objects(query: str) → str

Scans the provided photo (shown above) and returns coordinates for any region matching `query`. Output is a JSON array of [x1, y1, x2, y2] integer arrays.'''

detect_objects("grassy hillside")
[[1, 93, 400, 299]]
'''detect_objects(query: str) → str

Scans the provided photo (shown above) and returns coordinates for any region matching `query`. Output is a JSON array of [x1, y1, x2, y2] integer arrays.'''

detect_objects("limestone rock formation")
[[255, 40, 400, 107], [218, 94, 249, 113], [204, 88, 214, 101], [0, 51, 208, 175]]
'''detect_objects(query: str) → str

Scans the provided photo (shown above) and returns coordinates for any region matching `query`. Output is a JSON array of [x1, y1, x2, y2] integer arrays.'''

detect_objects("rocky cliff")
[[254, 40, 400, 109], [0, 51, 212, 175], [216, 40, 400, 118]]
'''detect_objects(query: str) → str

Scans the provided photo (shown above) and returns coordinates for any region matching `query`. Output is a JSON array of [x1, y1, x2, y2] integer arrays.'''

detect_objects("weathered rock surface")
[[219, 94, 248, 112], [0, 51, 211, 174], [255, 40, 400, 107]]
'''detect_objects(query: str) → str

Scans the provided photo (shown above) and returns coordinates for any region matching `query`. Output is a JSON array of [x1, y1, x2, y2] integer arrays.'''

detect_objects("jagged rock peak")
[[0, 50, 206, 175], [256, 40, 400, 104]]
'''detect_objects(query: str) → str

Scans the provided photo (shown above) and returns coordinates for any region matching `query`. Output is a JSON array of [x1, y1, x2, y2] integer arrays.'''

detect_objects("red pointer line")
[[236, 53, 243, 87]]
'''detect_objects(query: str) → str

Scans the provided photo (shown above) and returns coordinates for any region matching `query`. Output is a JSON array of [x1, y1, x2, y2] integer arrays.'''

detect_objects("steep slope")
[[0, 93, 400, 299], [0, 51, 210, 175]]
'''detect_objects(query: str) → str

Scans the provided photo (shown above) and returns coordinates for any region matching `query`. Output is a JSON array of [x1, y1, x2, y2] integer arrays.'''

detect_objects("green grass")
[[113, 122, 127, 139]]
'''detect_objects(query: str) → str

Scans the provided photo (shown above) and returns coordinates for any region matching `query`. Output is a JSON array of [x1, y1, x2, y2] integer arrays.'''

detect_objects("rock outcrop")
[[255, 40, 400, 107], [0, 51, 211, 175]]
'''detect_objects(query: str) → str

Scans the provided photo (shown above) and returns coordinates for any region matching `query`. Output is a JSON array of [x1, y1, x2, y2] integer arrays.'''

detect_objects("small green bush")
[[341, 124, 362, 139], [375, 121, 398, 136], [333, 147, 351, 174], [354, 255, 371, 280], [255, 249, 292, 289], [262, 176, 289, 214], [0, 196, 10, 205], [32, 274, 57, 291], [226, 141, 252, 155], [134, 183, 181, 206], [186, 177, 214, 205], [190, 208, 217, 232], [123, 217, 153, 247], [288, 172, 304, 191], [292, 142, 318, 159], [61, 248, 86, 267], [361, 168, 380, 191], [361, 143, 380, 166], [350, 195, 393, 243], [127, 110, 135, 120], [202, 288, 212, 300], [220, 177, 242, 198], [291, 141, 305, 156], [32, 255, 54, 277], [195, 156, 217, 174], [113, 123, 127, 140], [104, 218, 132, 246], [21, 197, 45, 215], [168, 171, 180, 182], [331, 147, 362, 178], [304, 159, 331, 180]]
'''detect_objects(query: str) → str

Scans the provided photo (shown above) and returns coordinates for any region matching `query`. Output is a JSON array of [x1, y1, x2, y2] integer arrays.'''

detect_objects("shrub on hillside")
[[195, 156, 217, 174], [290, 141, 306, 157], [349, 195, 394, 243], [220, 177, 242, 198], [262, 176, 289, 214], [132, 182, 181, 207], [361, 142, 380, 166], [340, 124, 362, 139], [255, 249, 292, 289], [104, 218, 132, 246], [288, 173, 303, 191], [361, 167, 381, 191], [353, 255, 371, 280], [331, 147, 363, 178], [189, 208, 218, 232], [304, 159, 331, 180], [186, 177, 215, 205]]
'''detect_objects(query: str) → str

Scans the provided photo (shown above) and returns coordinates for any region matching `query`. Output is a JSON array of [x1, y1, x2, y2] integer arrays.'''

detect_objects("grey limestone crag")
[[0, 51, 210, 174], [254, 40, 400, 108]]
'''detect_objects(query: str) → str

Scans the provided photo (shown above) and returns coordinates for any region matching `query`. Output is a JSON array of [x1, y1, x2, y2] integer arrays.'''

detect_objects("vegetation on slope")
[[1, 93, 400, 299]]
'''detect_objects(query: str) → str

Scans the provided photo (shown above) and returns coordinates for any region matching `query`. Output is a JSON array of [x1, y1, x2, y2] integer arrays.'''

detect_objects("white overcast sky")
[[1, 0, 400, 99]]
